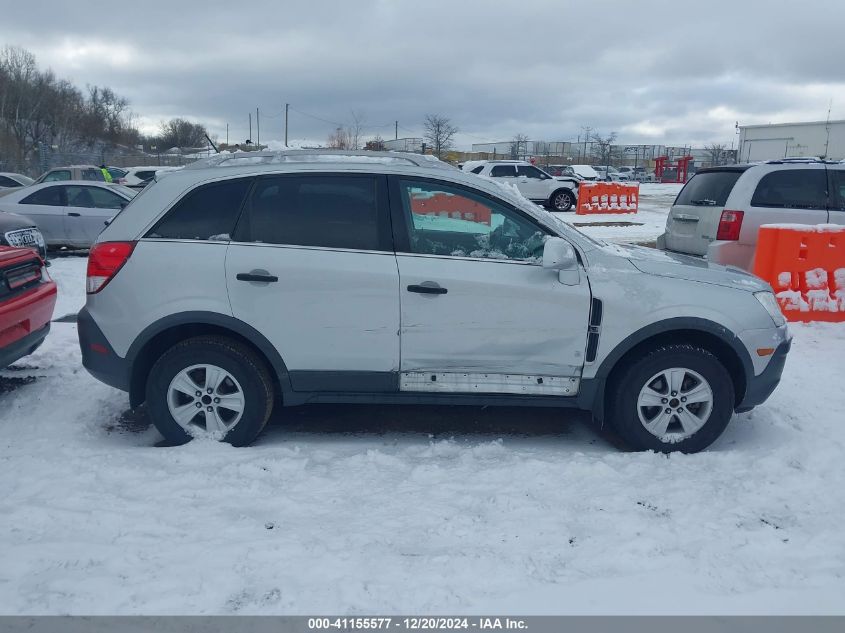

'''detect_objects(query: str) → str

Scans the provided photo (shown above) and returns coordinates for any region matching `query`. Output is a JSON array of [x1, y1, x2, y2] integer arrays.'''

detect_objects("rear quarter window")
[[146, 178, 252, 241], [750, 169, 827, 210], [675, 170, 744, 206], [490, 165, 516, 177]]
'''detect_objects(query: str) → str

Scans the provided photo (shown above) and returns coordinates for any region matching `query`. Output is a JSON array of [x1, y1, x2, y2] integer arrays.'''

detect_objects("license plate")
[[4, 229, 38, 246]]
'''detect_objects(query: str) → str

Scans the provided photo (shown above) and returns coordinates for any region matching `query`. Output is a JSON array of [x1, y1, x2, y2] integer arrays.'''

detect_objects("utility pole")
[[226, 123, 229, 146], [395, 120, 398, 140], [248, 113, 252, 145], [256, 107, 260, 148], [285, 103, 289, 147], [823, 99, 832, 159]]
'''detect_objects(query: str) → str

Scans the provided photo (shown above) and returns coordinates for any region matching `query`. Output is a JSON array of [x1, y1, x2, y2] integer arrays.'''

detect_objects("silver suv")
[[78, 150, 791, 453], [658, 159, 845, 270]]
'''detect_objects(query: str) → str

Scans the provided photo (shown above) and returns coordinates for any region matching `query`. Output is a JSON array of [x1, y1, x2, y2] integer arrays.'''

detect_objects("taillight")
[[87, 241, 136, 294], [716, 210, 744, 241]]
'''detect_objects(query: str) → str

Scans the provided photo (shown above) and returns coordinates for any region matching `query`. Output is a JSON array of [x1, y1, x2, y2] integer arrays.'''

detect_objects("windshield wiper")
[[690, 198, 718, 206]]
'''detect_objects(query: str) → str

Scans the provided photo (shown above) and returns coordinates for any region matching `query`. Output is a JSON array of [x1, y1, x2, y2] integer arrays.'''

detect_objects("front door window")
[[397, 179, 547, 261]]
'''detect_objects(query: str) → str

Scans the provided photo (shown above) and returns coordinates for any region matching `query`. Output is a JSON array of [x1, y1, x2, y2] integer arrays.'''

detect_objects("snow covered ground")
[[2, 202, 845, 615]]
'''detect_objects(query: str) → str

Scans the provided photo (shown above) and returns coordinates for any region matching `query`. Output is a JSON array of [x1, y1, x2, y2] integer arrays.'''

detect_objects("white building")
[[737, 119, 845, 162]]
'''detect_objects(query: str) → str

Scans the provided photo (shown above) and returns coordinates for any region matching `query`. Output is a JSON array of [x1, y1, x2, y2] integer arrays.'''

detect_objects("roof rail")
[[186, 149, 455, 170], [765, 157, 832, 164]]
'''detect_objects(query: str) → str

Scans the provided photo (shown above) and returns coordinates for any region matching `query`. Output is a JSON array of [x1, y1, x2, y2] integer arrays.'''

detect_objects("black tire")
[[606, 344, 735, 453], [145, 336, 274, 447], [549, 188, 575, 212]]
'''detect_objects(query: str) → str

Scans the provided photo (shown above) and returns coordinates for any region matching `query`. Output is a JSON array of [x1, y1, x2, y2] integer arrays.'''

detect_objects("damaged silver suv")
[[78, 150, 791, 452]]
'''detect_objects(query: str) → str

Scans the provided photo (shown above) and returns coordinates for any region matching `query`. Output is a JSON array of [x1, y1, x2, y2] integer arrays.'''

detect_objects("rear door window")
[[0, 176, 21, 187], [675, 170, 744, 207], [750, 169, 827, 210], [490, 165, 517, 177], [146, 178, 252, 240], [81, 168, 105, 181], [235, 174, 384, 251]]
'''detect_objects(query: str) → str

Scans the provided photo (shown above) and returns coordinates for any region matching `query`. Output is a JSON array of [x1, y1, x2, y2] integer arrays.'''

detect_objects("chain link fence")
[[468, 141, 735, 170], [0, 146, 215, 178]]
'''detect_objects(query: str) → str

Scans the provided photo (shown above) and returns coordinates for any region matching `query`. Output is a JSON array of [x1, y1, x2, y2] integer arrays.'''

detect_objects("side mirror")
[[542, 237, 577, 270]]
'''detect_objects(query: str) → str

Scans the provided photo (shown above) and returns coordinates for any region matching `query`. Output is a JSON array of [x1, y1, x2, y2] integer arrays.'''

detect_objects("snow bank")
[[1, 258, 844, 615]]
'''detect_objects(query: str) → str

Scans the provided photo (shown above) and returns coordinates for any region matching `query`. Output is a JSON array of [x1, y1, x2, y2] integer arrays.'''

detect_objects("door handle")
[[236, 271, 278, 283], [407, 282, 447, 295], [67, 212, 81, 217]]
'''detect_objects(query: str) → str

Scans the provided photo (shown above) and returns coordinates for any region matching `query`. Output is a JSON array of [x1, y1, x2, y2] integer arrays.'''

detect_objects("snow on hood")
[[602, 243, 770, 292]]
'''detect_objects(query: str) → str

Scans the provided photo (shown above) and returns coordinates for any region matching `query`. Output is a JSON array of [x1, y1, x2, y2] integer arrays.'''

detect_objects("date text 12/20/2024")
[[308, 618, 528, 630]]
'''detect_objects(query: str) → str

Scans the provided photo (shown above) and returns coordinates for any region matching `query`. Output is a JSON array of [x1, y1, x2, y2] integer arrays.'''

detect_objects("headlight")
[[754, 291, 786, 327]]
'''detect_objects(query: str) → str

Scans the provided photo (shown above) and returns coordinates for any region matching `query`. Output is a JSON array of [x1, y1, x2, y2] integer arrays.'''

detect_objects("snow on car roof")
[[188, 149, 457, 171]]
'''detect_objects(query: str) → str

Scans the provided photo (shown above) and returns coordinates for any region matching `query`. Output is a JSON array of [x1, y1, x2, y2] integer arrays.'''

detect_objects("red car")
[[0, 246, 57, 368]]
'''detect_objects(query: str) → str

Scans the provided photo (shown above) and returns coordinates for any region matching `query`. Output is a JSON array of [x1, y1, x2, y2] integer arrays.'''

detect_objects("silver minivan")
[[77, 150, 791, 453], [658, 160, 845, 270]]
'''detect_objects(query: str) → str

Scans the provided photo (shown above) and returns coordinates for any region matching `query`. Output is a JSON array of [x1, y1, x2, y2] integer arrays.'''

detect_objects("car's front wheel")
[[607, 344, 735, 453], [549, 189, 576, 212], [146, 336, 274, 446]]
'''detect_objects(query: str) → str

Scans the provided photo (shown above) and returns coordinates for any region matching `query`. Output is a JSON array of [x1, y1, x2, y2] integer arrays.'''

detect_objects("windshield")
[[675, 170, 744, 206]]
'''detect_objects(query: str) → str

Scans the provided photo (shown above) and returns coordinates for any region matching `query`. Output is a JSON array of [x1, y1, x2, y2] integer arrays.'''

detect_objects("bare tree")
[[589, 130, 618, 167], [423, 114, 458, 158], [157, 118, 208, 149], [704, 142, 728, 166], [327, 126, 351, 149], [348, 110, 366, 150], [1, 45, 140, 172], [510, 133, 529, 159]]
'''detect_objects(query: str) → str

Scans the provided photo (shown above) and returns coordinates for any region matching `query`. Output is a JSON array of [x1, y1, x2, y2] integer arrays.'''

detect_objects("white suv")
[[78, 150, 791, 453], [465, 160, 579, 211], [658, 159, 845, 270]]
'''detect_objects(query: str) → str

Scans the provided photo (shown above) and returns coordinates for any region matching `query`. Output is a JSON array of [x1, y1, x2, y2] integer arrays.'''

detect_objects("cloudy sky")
[[2, 0, 844, 150]]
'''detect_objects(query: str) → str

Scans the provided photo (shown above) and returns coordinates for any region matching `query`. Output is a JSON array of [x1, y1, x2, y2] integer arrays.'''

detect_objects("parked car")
[[0, 181, 136, 249], [605, 166, 630, 182], [123, 166, 183, 189], [78, 149, 791, 453], [0, 210, 47, 260], [0, 245, 56, 367], [34, 165, 106, 184], [467, 160, 579, 211], [0, 172, 35, 190], [657, 159, 845, 270], [617, 166, 645, 180], [569, 165, 600, 181]]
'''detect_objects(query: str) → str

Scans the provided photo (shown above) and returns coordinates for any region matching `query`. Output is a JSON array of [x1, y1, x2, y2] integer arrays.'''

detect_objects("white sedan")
[[0, 181, 136, 249]]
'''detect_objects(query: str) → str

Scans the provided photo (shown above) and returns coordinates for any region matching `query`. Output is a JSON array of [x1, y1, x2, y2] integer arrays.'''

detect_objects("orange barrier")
[[410, 193, 492, 225], [575, 182, 639, 215], [752, 224, 845, 322]]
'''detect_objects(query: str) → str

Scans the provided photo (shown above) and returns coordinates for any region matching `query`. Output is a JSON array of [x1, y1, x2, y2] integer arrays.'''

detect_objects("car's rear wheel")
[[607, 344, 735, 453], [550, 189, 575, 212], [146, 336, 274, 446]]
